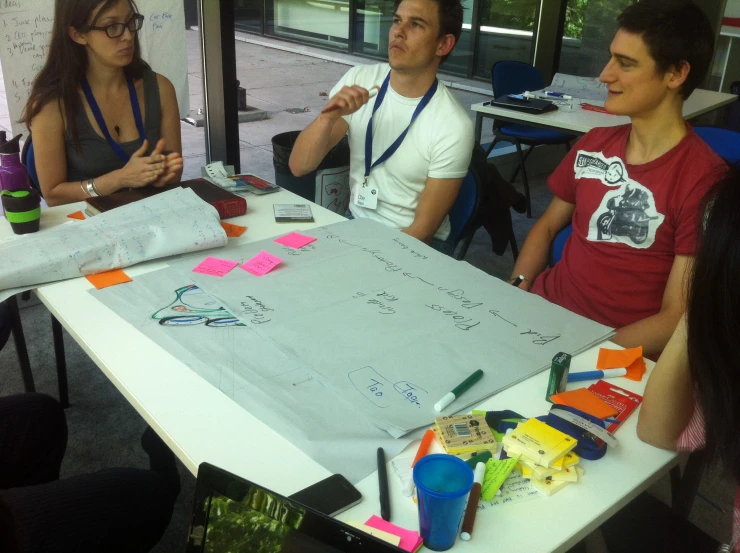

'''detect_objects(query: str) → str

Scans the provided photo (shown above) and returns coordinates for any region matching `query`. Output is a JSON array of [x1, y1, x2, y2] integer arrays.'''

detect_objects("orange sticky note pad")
[[67, 211, 86, 220], [597, 346, 647, 381], [220, 221, 247, 237], [551, 388, 619, 420], [86, 269, 133, 290]]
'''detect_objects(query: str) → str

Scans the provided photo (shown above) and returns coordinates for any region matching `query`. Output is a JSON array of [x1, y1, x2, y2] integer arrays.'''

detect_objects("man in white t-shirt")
[[288, 0, 474, 247]]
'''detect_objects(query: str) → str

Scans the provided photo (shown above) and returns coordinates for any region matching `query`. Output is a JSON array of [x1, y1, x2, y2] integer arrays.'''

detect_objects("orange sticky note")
[[551, 388, 619, 419], [220, 221, 247, 237], [86, 269, 133, 290], [597, 346, 647, 381], [67, 211, 86, 220]]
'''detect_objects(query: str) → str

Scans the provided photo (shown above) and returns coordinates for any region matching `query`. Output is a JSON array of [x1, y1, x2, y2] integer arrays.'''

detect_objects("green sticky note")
[[481, 456, 520, 501]]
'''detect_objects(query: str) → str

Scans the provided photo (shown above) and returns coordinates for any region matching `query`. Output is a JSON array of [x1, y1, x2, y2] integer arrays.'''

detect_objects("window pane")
[[266, 0, 351, 51], [353, 0, 393, 58], [474, 0, 538, 78], [558, 0, 632, 77], [235, 0, 263, 34]]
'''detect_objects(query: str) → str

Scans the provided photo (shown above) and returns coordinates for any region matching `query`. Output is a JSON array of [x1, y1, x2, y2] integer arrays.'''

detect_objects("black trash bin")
[[272, 131, 351, 213]]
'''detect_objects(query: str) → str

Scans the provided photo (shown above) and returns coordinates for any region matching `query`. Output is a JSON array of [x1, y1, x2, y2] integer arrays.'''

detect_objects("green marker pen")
[[434, 369, 484, 412], [546, 352, 571, 402]]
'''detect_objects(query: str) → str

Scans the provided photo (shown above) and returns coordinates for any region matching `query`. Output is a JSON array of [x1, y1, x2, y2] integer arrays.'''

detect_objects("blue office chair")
[[447, 169, 481, 260], [13, 134, 70, 408], [550, 224, 573, 266], [692, 125, 740, 163], [486, 61, 576, 218]]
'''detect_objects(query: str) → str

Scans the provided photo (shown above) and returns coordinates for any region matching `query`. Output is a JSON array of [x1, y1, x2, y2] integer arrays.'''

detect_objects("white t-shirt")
[[329, 63, 474, 240]]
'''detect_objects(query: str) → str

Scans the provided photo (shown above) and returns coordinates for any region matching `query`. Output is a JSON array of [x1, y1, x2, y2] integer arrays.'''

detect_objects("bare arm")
[[403, 176, 463, 243], [153, 74, 183, 186], [289, 85, 373, 177], [510, 196, 575, 289], [636, 314, 695, 450], [32, 101, 167, 207], [611, 254, 691, 357]]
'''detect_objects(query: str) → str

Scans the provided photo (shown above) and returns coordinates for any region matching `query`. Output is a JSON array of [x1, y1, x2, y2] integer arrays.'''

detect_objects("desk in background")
[[719, 25, 740, 92], [472, 88, 738, 144], [0, 189, 676, 553]]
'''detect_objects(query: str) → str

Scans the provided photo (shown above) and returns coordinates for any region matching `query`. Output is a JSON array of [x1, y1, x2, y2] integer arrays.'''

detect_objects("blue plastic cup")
[[413, 454, 474, 551]]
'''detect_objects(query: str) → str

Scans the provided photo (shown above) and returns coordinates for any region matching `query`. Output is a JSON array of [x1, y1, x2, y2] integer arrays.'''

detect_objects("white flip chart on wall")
[[0, 0, 190, 137]]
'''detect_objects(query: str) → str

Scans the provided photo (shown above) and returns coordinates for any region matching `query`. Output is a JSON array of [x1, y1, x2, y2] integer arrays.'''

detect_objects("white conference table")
[[472, 87, 738, 142], [0, 189, 677, 553]]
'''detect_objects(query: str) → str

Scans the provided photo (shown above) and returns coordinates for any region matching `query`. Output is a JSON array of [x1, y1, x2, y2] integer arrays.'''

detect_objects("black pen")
[[377, 447, 391, 521]]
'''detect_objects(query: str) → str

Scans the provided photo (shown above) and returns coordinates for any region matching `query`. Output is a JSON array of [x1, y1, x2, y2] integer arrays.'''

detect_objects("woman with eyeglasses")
[[20, 0, 183, 206]]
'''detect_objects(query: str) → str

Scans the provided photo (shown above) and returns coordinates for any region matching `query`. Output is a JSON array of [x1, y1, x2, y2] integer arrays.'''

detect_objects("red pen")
[[403, 429, 436, 497], [580, 103, 614, 115]]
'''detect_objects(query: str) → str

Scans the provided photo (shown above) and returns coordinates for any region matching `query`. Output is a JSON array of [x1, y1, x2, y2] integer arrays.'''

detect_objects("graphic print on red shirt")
[[574, 151, 665, 249]]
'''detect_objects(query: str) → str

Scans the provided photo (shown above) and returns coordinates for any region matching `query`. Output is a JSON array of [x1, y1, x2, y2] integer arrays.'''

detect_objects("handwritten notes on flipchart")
[[0, 0, 190, 137], [0, 188, 225, 294], [91, 218, 612, 482]]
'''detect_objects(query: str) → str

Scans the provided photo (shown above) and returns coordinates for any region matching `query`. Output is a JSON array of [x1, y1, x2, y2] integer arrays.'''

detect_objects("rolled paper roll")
[[1, 189, 41, 235]]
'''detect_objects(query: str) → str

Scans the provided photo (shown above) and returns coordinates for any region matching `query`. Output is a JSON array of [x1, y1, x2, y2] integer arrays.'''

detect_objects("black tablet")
[[488, 95, 559, 114], [185, 462, 404, 553]]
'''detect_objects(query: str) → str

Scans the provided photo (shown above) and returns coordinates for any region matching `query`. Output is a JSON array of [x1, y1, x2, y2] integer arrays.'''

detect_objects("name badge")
[[353, 180, 378, 210]]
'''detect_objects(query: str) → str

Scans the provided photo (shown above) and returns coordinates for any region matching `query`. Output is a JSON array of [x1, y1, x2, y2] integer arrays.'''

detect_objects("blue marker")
[[567, 368, 627, 383], [544, 91, 573, 100]]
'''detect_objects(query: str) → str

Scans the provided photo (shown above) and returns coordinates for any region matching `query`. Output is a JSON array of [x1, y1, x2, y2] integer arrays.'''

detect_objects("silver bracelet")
[[85, 179, 100, 197], [80, 181, 90, 197]]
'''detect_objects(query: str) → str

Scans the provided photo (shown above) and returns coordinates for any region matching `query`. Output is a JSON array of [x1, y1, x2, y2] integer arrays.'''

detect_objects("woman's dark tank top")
[[65, 70, 161, 182]]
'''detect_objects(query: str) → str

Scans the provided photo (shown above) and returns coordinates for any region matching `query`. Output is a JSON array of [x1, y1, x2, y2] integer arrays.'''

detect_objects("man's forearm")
[[288, 116, 341, 176], [612, 308, 683, 357]]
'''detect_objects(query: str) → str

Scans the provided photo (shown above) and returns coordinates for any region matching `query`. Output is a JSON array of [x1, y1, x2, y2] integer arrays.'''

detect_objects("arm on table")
[[403, 176, 463, 244], [510, 196, 575, 290], [31, 100, 168, 206], [611, 254, 691, 357], [636, 314, 695, 450], [153, 74, 183, 187]]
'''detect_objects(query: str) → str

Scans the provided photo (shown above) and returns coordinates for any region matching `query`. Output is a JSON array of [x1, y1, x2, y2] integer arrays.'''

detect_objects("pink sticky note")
[[274, 232, 317, 249], [192, 256, 239, 277], [365, 515, 421, 552], [240, 250, 283, 276]]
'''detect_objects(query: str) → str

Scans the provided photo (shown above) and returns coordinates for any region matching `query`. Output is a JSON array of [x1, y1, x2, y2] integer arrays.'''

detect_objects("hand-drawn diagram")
[[151, 284, 245, 327]]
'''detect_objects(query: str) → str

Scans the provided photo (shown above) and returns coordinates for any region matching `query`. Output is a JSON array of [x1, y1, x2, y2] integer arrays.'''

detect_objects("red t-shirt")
[[531, 124, 725, 329]]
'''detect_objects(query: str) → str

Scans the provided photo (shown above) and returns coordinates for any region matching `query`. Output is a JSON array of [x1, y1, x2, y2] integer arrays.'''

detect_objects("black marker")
[[377, 447, 391, 521]]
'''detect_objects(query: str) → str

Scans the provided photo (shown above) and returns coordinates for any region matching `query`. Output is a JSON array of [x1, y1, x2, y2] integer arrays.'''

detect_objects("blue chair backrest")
[[693, 126, 740, 164], [448, 170, 479, 242], [551, 224, 572, 265], [21, 137, 41, 193], [492, 61, 545, 98]]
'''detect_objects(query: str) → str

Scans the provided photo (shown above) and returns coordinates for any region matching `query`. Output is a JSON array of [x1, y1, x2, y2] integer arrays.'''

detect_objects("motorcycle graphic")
[[596, 185, 658, 245]]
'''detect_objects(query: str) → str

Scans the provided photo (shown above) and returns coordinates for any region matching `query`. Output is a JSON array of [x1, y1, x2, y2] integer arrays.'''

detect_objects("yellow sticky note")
[[481, 456, 519, 500]]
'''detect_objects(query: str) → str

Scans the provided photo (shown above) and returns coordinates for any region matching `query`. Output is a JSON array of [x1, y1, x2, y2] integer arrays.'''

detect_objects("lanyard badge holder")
[[355, 73, 438, 210], [82, 77, 146, 163]]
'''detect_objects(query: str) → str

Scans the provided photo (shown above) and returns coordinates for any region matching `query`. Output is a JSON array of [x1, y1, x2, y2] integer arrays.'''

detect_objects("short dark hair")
[[617, 0, 714, 99], [393, 0, 463, 64]]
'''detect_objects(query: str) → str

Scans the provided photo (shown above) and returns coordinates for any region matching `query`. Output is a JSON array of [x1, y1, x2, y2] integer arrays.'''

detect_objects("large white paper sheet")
[[92, 219, 613, 482], [0, 188, 226, 294]]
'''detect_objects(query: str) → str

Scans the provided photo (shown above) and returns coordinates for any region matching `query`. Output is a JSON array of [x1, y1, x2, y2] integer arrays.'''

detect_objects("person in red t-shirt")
[[510, 0, 726, 356]]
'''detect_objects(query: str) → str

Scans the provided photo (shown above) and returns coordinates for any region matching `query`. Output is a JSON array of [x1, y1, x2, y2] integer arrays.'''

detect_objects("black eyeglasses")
[[86, 14, 144, 38]]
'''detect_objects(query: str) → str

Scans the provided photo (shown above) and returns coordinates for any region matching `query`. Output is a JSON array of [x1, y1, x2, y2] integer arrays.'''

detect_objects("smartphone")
[[289, 474, 362, 516], [507, 93, 530, 101]]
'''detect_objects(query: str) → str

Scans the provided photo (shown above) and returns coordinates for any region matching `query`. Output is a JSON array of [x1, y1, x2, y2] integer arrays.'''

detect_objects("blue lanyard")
[[82, 77, 146, 162], [364, 72, 438, 184]]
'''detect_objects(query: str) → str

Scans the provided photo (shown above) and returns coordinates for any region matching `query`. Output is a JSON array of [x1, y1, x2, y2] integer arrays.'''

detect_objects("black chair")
[[486, 61, 576, 218], [0, 296, 35, 393]]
